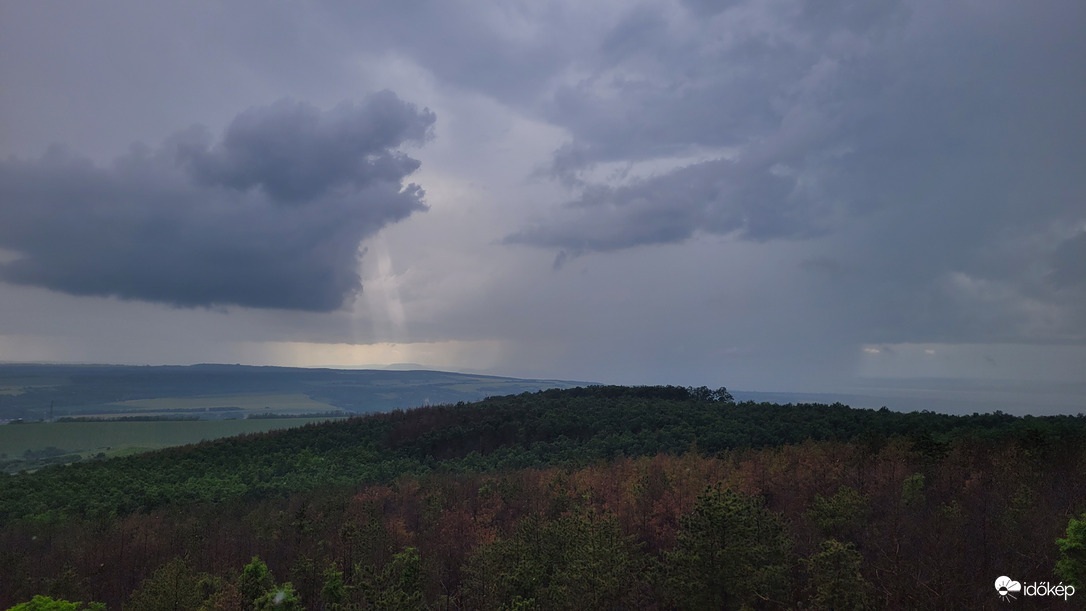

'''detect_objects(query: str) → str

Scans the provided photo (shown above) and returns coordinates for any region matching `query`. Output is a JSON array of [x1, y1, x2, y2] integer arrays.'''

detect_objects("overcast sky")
[[1, 0, 1084, 404]]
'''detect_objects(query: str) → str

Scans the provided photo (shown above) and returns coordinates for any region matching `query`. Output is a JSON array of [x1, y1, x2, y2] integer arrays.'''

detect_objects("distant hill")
[[4, 383, 1082, 523], [0, 364, 591, 421], [733, 379, 1086, 417]]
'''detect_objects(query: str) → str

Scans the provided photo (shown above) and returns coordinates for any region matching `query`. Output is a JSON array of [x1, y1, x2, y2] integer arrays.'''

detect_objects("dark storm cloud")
[[538, 0, 911, 177], [0, 92, 434, 311], [181, 92, 433, 202], [507, 157, 822, 254], [493, 0, 1086, 345], [506, 1, 1081, 243], [275, 0, 1084, 349]]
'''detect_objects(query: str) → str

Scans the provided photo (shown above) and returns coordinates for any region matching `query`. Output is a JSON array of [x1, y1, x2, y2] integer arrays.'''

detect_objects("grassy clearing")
[[0, 417, 346, 458]]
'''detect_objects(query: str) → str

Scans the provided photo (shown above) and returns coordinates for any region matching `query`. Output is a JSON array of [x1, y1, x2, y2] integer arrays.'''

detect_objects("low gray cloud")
[[513, 1, 1084, 257], [0, 92, 434, 311], [507, 157, 823, 254], [1049, 233, 1086, 289], [180, 92, 433, 202], [496, 0, 1086, 347]]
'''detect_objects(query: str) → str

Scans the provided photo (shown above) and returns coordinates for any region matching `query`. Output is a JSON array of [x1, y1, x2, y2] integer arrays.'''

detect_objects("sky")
[[1, 0, 1084, 409]]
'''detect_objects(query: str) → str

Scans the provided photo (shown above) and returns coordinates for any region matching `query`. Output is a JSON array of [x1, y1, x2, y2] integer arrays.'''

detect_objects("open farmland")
[[0, 417, 345, 472], [102, 392, 340, 418], [0, 364, 588, 421], [0, 365, 588, 472]]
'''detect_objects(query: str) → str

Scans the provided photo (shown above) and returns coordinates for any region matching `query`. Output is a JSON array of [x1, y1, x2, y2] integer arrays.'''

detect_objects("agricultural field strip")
[[0, 417, 346, 457], [111, 392, 337, 412]]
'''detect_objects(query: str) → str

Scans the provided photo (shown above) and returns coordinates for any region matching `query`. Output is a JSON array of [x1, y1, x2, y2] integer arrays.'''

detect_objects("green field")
[[0, 417, 345, 463], [104, 392, 339, 417], [0, 376, 66, 396]]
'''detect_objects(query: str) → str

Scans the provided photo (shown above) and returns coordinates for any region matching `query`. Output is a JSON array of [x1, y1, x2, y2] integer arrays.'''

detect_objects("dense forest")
[[2, 386, 1084, 609]]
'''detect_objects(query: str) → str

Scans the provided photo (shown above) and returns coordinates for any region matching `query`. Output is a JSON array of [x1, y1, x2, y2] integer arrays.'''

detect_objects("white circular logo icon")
[[995, 576, 1022, 601]]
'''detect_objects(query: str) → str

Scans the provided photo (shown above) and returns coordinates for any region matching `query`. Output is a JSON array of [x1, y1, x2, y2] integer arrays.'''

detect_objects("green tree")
[[1056, 512, 1086, 588], [901, 473, 925, 508], [239, 556, 276, 609], [666, 485, 794, 609], [126, 556, 218, 611], [364, 547, 427, 610], [5, 596, 105, 611], [253, 583, 303, 611], [461, 511, 643, 610], [805, 539, 873, 611], [198, 583, 245, 611], [807, 486, 870, 541], [321, 566, 347, 610]]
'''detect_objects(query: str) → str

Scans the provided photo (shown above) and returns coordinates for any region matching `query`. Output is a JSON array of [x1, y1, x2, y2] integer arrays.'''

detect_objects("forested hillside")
[[2, 386, 1084, 609]]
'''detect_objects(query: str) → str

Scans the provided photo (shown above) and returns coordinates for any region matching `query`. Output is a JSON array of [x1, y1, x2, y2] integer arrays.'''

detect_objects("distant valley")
[[0, 363, 588, 422], [0, 364, 587, 472]]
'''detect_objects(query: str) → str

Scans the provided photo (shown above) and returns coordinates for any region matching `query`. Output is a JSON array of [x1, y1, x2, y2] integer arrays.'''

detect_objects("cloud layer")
[[507, 0, 1084, 255], [492, 0, 1086, 346], [0, 0, 1083, 393], [0, 92, 434, 311]]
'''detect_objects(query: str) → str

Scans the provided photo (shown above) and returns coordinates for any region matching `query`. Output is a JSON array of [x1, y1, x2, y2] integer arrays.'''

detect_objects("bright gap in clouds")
[[0, 332, 505, 375], [235, 340, 506, 372]]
